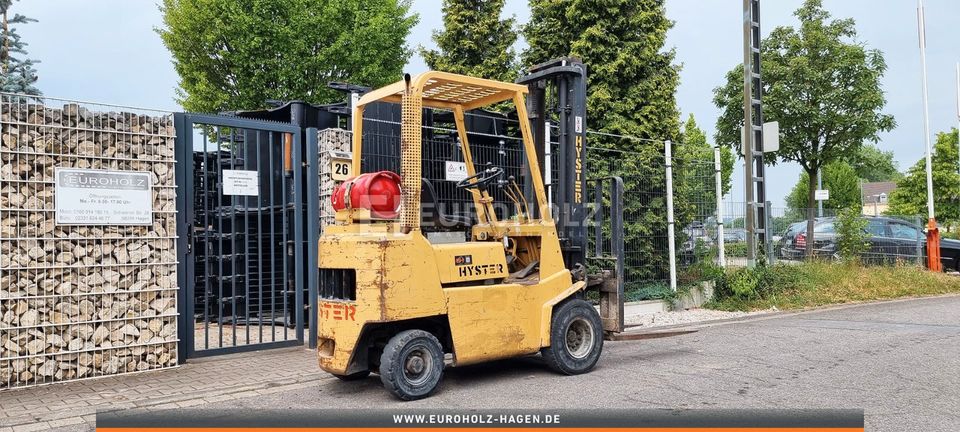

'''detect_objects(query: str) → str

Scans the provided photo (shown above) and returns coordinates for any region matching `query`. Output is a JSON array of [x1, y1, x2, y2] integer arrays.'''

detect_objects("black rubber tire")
[[379, 329, 444, 400], [331, 370, 370, 381], [541, 298, 603, 375]]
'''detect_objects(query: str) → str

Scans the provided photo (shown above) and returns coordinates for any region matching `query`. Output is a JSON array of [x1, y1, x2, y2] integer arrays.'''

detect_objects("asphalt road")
[[207, 296, 960, 432]]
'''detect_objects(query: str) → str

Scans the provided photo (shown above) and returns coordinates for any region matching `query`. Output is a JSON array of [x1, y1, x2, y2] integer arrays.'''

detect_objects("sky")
[[16, 0, 960, 207]]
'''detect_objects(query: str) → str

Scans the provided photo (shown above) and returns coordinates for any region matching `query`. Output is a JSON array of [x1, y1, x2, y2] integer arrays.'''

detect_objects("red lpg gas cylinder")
[[331, 171, 402, 219]]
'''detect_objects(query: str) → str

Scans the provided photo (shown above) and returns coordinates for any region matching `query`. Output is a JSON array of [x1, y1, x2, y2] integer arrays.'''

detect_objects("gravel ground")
[[624, 307, 777, 328]]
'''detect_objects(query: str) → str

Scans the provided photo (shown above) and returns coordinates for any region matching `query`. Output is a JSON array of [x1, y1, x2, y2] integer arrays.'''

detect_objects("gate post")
[[174, 113, 195, 364], [292, 132, 305, 344], [306, 128, 320, 349]]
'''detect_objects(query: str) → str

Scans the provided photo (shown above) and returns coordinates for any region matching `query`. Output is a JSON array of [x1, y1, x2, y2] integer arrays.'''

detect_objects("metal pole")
[[918, 0, 935, 221], [715, 147, 726, 268], [665, 140, 677, 291], [817, 170, 823, 217], [918, 0, 942, 272], [956, 62, 959, 175], [742, 0, 756, 268], [545, 121, 553, 208]]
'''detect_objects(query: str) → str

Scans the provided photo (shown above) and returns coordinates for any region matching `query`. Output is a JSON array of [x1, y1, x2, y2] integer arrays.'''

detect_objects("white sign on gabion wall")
[[55, 168, 153, 225], [0, 94, 178, 389]]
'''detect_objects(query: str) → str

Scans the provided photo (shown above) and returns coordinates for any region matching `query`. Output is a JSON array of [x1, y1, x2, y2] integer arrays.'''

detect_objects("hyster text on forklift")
[[316, 59, 628, 400]]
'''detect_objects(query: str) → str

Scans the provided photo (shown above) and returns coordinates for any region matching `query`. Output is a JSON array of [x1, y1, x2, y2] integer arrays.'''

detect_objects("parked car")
[[778, 216, 960, 271], [723, 228, 747, 243]]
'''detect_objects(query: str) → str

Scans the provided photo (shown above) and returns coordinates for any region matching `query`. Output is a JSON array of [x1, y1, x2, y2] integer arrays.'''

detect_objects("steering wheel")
[[456, 166, 504, 190]]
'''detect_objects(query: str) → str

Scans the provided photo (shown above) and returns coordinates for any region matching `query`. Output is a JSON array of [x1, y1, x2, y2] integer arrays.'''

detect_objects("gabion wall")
[[0, 94, 178, 388], [318, 128, 351, 229]]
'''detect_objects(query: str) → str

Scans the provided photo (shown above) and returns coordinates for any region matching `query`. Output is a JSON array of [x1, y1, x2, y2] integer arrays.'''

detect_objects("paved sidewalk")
[[0, 347, 322, 431]]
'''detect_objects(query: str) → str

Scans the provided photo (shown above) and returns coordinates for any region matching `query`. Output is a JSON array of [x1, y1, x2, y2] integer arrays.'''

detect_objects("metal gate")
[[174, 113, 306, 359]]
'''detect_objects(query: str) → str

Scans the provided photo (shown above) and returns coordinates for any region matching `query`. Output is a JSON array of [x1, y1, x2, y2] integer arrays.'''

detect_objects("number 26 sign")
[[328, 151, 353, 181]]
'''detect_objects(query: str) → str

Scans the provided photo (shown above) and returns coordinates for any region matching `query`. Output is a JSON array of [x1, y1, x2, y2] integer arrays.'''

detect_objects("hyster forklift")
[[316, 59, 623, 400]]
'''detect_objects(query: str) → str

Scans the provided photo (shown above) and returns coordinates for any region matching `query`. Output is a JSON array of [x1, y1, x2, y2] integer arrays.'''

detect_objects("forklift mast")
[[517, 58, 588, 277]]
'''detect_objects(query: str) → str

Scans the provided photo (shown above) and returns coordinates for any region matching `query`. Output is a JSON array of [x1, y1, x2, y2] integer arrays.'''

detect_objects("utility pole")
[[917, 0, 942, 271], [742, 0, 770, 267]]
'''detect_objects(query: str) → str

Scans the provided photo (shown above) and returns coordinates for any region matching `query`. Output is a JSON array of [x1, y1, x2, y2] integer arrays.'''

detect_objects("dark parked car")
[[778, 216, 960, 271], [723, 228, 747, 243]]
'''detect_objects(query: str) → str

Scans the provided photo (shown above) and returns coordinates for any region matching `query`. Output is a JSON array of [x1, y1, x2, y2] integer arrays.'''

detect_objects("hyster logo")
[[319, 302, 356, 321], [457, 263, 504, 278], [574, 135, 583, 203]]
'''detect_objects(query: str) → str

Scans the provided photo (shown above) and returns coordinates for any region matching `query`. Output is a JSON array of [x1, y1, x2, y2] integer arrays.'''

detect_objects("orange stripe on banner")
[[96, 428, 865, 432]]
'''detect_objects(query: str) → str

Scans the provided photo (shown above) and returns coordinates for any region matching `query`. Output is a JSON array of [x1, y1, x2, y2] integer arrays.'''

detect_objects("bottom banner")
[[96, 409, 864, 431]]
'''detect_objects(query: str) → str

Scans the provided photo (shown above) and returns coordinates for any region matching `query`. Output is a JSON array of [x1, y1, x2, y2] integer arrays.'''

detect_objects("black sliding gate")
[[175, 114, 319, 360]]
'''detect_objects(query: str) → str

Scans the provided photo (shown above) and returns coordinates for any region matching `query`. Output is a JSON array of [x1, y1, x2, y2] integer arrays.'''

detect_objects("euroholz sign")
[[55, 168, 153, 226]]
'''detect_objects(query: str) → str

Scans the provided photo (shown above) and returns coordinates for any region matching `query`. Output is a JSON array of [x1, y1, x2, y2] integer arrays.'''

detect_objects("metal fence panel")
[[721, 203, 925, 267]]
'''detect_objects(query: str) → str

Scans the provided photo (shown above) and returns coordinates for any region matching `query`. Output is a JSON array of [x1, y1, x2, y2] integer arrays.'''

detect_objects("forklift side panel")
[[443, 270, 574, 365]]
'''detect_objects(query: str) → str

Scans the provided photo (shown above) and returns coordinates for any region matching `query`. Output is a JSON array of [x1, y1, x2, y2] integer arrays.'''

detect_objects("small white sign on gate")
[[222, 170, 260, 196], [55, 168, 152, 226], [445, 161, 468, 182], [815, 189, 830, 201]]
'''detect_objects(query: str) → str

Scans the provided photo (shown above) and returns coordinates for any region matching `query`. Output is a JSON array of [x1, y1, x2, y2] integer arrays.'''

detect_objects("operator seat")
[[421, 178, 471, 231]]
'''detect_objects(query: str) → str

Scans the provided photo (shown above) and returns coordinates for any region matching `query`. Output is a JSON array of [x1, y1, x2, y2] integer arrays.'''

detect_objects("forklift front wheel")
[[542, 299, 603, 375], [379, 329, 445, 400]]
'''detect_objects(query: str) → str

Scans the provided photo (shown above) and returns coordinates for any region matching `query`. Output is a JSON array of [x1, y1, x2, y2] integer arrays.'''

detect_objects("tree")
[[835, 206, 869, 263], [887, 129, 960, 230], [0, 0, 41, 95], [786, 160, 862, 212], [679, 114, 734, 197], [848, 144, 900, 182], [420, 0, 518, 82], [525, 0, 679, 146], [676, 115, 734, 227], [525, 0, 681, 285], [158, 0, 418, 112], [712, 0, 894, 257]]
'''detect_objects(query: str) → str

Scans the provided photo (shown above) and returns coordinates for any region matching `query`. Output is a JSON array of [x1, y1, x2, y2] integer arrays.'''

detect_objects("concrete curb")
[[618, 293, 960, 335]]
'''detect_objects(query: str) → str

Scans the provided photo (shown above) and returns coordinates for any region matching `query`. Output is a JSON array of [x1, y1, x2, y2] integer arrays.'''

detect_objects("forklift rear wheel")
[[542, 298, 603, 375], [379, 329, 444, 400], [331, 371, 370, 381]]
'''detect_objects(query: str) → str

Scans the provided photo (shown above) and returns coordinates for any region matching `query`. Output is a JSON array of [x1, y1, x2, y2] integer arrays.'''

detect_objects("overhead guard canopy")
[[355, 71, 528, 111]]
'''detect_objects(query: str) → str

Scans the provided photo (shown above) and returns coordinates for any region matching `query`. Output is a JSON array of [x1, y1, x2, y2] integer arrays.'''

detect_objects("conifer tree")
[[420, 0, 518, 82], [0, 0, 41, 95]]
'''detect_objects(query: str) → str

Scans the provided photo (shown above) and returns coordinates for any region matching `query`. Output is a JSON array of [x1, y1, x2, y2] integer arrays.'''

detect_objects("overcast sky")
[[17, 0, 960, 206]]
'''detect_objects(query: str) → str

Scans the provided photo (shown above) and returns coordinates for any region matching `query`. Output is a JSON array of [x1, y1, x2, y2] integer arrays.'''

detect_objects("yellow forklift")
[[316, 60, 624, 400]]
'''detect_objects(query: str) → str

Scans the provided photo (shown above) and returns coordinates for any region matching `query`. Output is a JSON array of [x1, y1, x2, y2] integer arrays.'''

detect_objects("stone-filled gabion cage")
[[0, 93, 178, 388]]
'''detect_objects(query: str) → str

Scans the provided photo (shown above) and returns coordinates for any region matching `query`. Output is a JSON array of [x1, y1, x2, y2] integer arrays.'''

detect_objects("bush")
[[624, 282, 675, 302], [835, 206, 869, 262], [708, 261, 960, 311], [712, 262, 815, 301], [724, 242, 748, 258], [727, 267, 760, 298]]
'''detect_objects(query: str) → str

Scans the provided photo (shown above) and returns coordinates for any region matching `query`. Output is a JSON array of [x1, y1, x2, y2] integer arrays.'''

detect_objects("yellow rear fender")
[[539, 281, 587, 347]]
